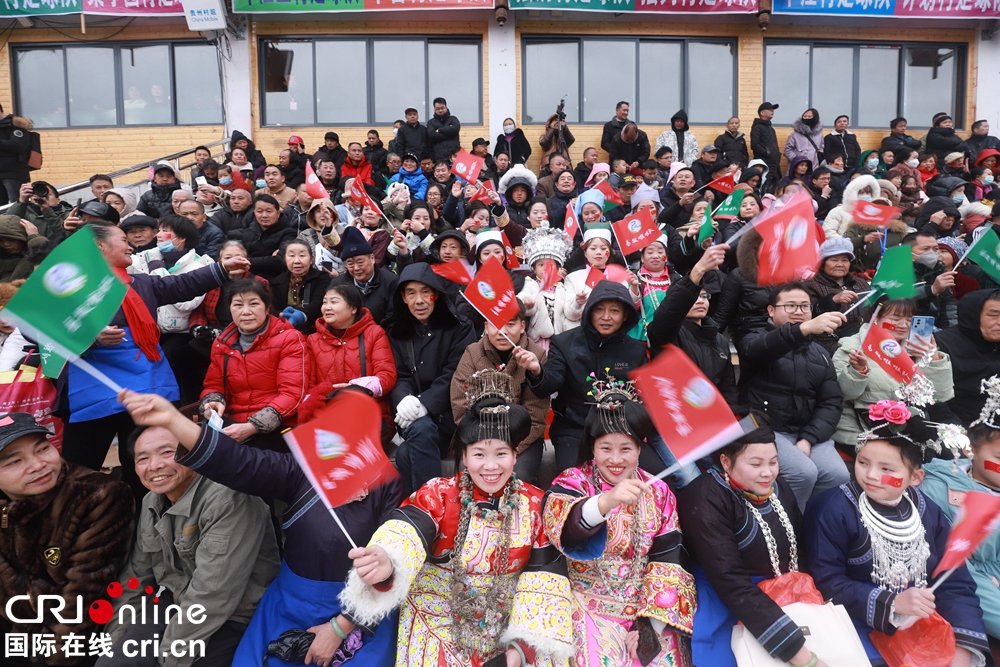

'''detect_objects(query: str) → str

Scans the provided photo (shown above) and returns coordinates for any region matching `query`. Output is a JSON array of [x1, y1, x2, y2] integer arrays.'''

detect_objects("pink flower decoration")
[[869, 399, 910, 425], [656, 590, 678, 608]]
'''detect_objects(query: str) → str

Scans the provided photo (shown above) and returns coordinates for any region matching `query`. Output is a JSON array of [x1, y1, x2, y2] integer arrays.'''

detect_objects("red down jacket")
[[306, 309, 397, 421], [202, 315, 310, 427]]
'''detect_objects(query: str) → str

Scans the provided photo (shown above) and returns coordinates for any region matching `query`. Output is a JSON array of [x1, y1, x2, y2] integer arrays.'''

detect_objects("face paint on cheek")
[[983, 459, 1000, 474], [428, 294, 436, 302], [881, 474, 904, 488], [881, 322, 896, 331]]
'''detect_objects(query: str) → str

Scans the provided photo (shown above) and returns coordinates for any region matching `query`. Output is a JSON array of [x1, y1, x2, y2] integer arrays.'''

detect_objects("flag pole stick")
[[842, 291, 877, 317], [954, 224, 992, 268], [653, 462, 681, 482], [70, 357, 124, 394], [329, 508, 359, 550], [930, 567, 958, 592]]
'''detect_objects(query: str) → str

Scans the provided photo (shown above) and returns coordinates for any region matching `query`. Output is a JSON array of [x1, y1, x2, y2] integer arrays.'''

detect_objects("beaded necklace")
[[450, 472, 521, 657]]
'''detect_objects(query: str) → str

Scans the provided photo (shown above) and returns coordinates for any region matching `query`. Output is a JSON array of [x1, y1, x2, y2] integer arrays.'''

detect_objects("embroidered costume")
[[544, 460, 696, 666]]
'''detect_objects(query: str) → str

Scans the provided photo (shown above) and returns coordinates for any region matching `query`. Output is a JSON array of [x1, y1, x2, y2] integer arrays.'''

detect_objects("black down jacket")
[[737, 321, 843, 445], [936, 289, 1000, 426], [527, 280, 649, 435]]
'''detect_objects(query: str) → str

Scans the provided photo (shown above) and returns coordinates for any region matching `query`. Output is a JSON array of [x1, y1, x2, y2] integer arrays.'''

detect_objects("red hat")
[[288, 135, 304, 145]]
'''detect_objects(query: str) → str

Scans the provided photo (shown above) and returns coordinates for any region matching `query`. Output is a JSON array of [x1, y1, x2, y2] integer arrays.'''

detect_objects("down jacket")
[[822, 175, 881, 239], [137, 181, 186, 219], [426, 110, 462, 162], [937, 289, 1000, 425], [228, 216, 298, 282], [385, 263, 475, 436], [527, 280, 648, 436], [653, 110, 699, 164], [714, 228, 772, 347], [270, 266, 333, 336], [201, 315, 309, 430], [0, 463, 134, 666], [646, 274, 739, 409], [307, 308, 397, 423], [738, 321, 843, 445], [783, 117, 825, 168]]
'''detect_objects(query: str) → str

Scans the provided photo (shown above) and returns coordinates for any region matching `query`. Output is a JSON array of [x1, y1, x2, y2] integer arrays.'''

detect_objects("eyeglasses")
[[776, 303, 810, 313], [696, 293, 711, 301]]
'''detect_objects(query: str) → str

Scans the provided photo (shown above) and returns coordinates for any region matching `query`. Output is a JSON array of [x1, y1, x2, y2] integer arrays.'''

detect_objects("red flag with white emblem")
[[861, 324, 916, 384], [848, 200, 901, 228], [461, 256, 520, 330], [755, 192, 823, 286], [611, 207, 660, 254], [934, 491, 1000, 576], [450, 149, 485, 184], [283, 389, 399, 509], [304, 160, 328, 200], [431, 260, 474, 286]]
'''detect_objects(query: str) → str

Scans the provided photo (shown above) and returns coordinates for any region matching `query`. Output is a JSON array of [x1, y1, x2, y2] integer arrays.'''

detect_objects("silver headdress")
[[522, 220, 574, 269], [971, 375, 1000, 429], [463, 368, 515, 444], [588, 371, 642, 436]]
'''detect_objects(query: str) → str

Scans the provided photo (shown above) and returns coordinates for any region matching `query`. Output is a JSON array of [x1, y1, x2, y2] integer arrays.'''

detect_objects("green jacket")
[[922, 458, 1000, 638], [5, 200, 73, 242], [831, 324, 954, 446]]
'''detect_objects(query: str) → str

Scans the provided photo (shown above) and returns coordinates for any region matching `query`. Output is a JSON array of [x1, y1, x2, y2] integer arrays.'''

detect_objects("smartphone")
[[908, 315, 934, 342], [321, 260, 333, 271], [195, 176, 208, 187]]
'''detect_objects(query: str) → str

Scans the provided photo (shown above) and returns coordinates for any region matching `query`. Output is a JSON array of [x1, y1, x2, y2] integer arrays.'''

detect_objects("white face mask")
[[393, 128, 398, 138], [907, 159, 919, 168], [503, 124, 515, 134]]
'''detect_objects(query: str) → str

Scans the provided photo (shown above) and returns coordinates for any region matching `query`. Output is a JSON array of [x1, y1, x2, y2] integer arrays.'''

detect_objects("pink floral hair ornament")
[[858, 399, 964, 458], [868, 400, 911, 424]]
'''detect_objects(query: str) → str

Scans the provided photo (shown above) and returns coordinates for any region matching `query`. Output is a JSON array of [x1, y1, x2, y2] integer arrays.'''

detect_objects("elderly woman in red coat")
[[200, 278, 310, 451], [302, 283, 397, 446]]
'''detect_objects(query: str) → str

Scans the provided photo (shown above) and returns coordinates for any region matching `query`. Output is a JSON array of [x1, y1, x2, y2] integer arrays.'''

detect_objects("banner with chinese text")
[[508, 0, 756, 13], [234, 0, 492, 12], [0, 0, 183, 17], [773, 0, 1000, 18]]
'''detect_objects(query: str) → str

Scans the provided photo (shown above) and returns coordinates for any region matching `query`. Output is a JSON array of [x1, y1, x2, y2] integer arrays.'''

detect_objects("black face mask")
[[802, 116, 817, 128]]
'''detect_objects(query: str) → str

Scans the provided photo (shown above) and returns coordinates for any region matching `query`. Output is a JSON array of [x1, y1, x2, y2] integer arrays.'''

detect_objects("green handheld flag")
[[966, 229, 1000, 284], [2, 227, 128, 379], [870, 245, 916, 300], [697, 207, 715, 247], [714, 189, 745, 218]]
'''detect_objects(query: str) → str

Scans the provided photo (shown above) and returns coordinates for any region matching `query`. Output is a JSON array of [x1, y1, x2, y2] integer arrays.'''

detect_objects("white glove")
[[395, 395, 426, 429]]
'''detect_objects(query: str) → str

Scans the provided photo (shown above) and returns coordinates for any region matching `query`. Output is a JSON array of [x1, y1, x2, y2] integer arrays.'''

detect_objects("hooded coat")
[[494, 128, 532, 165], [737, 317, 843, 445], [915, 195, 962, 239], [106, 187, 138, 220], [0, 114, 32, 182], [646, 274, 739, 409], [527, 280, 648, 436], [653, 110, 699, 165], [966, 132, 1000, 165], [226, 130, 266, 170], [714, 228, 773, 347], [137, 180, 185, 219], [0, 215, 46, 282], [499, 165, 538, 229], [385, 263, 475, 435], [783, 115, 825, 167], [936, 289, 1000, 425], [0, 463, 134, 665], [822, 175, 881, 239], [843, 216, 909, 273]]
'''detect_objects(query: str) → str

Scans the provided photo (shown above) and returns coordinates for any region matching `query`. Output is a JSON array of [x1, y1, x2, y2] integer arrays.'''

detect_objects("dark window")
[[764, 40, 965, 129], [12, 41, 223, 129], [259, 36, 483, 127], [521, 36, 737, 125]]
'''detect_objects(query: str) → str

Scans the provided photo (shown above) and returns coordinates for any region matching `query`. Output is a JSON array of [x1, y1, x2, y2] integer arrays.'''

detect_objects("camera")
[[556, 97, 567, 122], [31, 182, 48, 198]]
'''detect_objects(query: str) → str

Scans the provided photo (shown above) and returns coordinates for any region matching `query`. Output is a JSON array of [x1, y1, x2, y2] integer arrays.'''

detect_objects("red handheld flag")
[[564, 205, 581, 242], [933, 491, 1000, 576], [585, 264, 631, 289], [611, 207, 660, 254], [468, 179, 496, 205], [585, 265, 603, 289], [230, 169, 249, 192], [283, 390, 399, 510], [849, 200, 901, 228], [539, 259, 561, 291], [705, 171, 738, 195], [350, 178, 383, 217], [451, 149, 485, 184], [861, 324, 916, 384], [755, 192, 822, 286], [500, 230, 521, 268], [304, 160, 328, 200], [431, 259, 474, 286], [594, 179, 624, 209], [630, 344, 745, 466], [461, 256, 520, 330]]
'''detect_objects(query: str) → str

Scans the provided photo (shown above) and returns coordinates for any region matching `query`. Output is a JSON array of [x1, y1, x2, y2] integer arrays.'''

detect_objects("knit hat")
[[666, 162, 688, 184], [937, 236, 968, 265], [0, 215, 28, 243], [584, 163, 611, 187], [340, 226, 373, 261], [820, 237, 855, 261]]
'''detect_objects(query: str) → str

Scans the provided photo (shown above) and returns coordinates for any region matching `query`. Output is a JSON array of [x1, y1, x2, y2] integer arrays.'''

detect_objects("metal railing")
[[0, 137, 232, 213]]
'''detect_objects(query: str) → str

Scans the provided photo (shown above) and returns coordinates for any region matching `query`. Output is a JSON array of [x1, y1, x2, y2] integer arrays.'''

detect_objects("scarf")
[[111, 267, 161, 361], [727, 472, 774, 503]]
